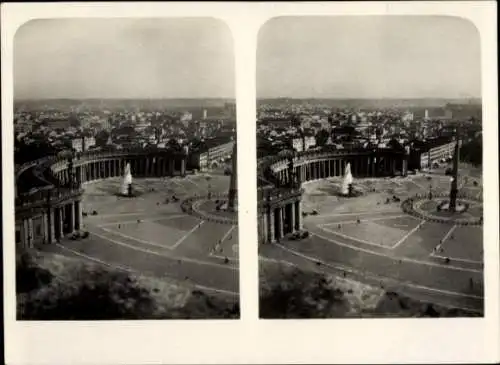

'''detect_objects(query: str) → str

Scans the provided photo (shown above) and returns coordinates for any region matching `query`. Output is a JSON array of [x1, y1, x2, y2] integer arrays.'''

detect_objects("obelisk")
[[227, 142, 238, 212], [341, 162, 353, 195], [121, 162, 133, 196], [448, 128, 460, 212]]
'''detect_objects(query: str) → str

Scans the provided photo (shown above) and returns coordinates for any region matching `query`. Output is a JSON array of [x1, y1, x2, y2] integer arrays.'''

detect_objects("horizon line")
[[256, 96, 482, 100], [15, 97, 236, 101], [13, 96, 481, 101]]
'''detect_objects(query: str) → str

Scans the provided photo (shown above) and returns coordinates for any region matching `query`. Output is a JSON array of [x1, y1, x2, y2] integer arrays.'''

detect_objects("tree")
[[17, 249, 240, 320], [16, 248, 53, 294], [95, 130, 110, 147], [260, 267, 349, 318], [14, 139, 56, 164], [460, 138, 482, 166], [167, 139, 182, 151], [315, 129, 330, 147], [387, 138, 404, 151], [19, 265, 156, 320]]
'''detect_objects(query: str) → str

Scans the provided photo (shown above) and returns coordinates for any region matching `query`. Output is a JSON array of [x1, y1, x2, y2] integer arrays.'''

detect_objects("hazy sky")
[[14, 18, 235, 99], [257, 16, 481, 99]]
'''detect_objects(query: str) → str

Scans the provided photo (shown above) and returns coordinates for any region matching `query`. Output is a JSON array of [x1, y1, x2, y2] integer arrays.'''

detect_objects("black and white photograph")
[[257, 16, 485, 318], [13, 18, 239, 320], [2, 3, 498, 365]]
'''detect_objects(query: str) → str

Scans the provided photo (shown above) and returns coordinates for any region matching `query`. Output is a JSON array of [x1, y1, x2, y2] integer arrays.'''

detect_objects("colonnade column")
[[268, 209, 275, 243], [58, 207, 64, 239], [278, 207, 284, 239], [180, 158, 186, 176], [27, 219, 34, 248], [262, 213, 268, 243], [19, 222, 26, 247], [296, 200, 302, 230], [77, 200, 82, 230], [402, 159, 408, 177], [70, 202, 76, 233], [42, 212, 49, 244], [290, 202, 296, 234], [49, 208, 56, 243]]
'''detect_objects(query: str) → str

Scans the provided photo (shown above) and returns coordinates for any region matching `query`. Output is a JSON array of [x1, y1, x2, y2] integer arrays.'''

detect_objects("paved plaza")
[[260, 166, 484, 314], [41, 171, 239, 297]]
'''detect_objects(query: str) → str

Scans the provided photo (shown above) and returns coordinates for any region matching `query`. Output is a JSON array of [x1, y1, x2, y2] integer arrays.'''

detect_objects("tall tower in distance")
[[227, 142, 238, 212]]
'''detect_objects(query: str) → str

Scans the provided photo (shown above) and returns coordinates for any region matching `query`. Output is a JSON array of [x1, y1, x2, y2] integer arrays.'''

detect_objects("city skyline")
[[257, 16, 481, 99], [14, 18, 235, 100]]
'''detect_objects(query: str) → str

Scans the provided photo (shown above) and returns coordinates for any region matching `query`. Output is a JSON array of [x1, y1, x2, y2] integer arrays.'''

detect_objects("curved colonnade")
[[257, 148, 409, 243], [15, 149, 189, 248]]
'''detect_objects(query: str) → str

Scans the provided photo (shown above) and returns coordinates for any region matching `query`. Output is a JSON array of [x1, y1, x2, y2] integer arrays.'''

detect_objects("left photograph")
[[14, 18, 239, 320]]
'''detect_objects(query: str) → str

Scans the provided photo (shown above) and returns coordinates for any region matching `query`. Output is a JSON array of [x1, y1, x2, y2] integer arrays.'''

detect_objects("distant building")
[[292, 135, 316, 152], [71, 136, 96, 152], [402, 111, 414, 122], [190, 137, 234, 170], [408, 137, 457, 170], [44, 118, 70, 131], [181, 112, 193, 121], [423, 108, 453, 121]]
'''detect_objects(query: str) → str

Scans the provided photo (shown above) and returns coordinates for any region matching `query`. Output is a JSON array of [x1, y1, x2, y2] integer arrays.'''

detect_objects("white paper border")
[[2, 2, 498, 364]]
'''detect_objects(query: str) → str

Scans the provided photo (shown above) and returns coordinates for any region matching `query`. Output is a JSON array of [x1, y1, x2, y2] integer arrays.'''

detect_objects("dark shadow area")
[[259, 262, 481, 318], [17, 248, 239, 320]]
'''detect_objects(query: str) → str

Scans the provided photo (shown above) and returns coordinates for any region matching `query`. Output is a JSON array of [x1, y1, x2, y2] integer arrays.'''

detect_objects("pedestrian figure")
[[343, 271, 346, 278], [118, 224, 121, 229], [469, 277, 474, 289], [224, 257, 229, 264], [338, 224, 341, 229], [357, 218, 361, 224], [445, 257, 450, 264]]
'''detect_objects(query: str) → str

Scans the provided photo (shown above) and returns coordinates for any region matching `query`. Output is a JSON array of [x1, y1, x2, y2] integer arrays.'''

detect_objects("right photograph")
[[256, 16, 483, 318]]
